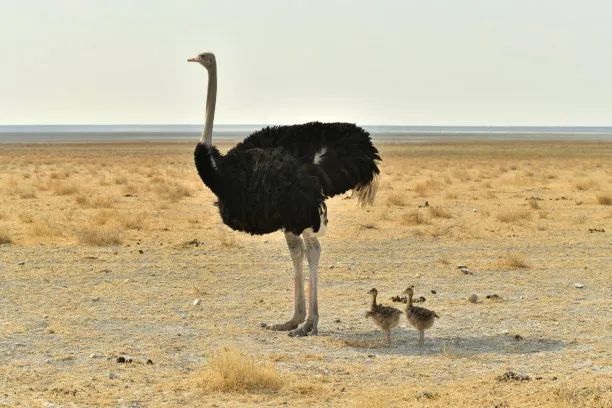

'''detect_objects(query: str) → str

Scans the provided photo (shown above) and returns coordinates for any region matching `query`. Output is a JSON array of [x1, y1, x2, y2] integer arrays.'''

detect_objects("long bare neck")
[[201, 62, 217, 145], [370, 293, 377, 310], [408, 292, 413, 308]]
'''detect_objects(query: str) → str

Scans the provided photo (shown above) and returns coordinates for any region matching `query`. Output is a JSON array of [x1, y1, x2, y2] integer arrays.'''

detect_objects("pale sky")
[[1, 0, 611, 126]]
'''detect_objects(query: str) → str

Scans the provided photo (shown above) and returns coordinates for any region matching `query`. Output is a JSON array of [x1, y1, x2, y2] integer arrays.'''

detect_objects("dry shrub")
[[385, 193, 407, 207], [119, 212, 146, 230], [413, 179, 440, 196], [51, 181, 79, 195], [0, 231, 13, 244], [18, 213, 33, 224], [596, 193, 611, 205], [217, 228, 238, 248], [575, 179, 599, 191], [400, 210, 429, 225], [113, 175, 128, 185], [499, 253, 530, 269], [445, 191, 458, 199], [199, 347, 284, 393], [497, 209, 532, 223], [77, 224, 122, 246], [19, 187, 36, 199], [75, 193, 115, 208], [528, 199, 540, 209], [28, 217, 63, 238], [154, 181, 192, 201], [428, 205, 452, 219]]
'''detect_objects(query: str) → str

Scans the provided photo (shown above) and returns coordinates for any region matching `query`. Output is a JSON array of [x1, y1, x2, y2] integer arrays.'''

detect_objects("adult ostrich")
[[188, 52, 380, 337]]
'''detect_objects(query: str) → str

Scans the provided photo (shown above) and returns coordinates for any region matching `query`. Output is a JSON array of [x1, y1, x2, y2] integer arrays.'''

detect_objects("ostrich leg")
[[289, 229, 320, 337], [267, 232, 306, 331]]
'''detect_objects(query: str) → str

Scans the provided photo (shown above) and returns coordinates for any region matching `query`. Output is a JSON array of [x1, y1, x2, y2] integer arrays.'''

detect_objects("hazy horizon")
[[2, 1, 611, 126]]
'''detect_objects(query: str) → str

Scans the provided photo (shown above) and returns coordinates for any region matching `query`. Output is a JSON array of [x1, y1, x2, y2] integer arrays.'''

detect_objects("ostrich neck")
[[370, 293, 377, 310], [201, 62, 217, 145], [408, 292, 413, 308]]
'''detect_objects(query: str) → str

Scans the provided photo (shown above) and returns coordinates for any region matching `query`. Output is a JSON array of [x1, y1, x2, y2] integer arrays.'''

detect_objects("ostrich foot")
[[265, 317, 304, 331], [288, 320, 317, 337]]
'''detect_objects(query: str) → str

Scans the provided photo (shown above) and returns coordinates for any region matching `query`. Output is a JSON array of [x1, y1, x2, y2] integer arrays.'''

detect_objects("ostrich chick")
[[403, 286, 439, 346], [365, 288, 402, 344]]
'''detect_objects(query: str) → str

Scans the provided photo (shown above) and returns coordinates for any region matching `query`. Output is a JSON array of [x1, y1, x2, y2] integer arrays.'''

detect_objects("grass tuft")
[[199, 347, 284, 393], [428, 205, 452, 219], [400, 209, 430, 225], [499, 253, 530, 269], [385, 193, 407, 207], [596, 193, 611, 205], [497, 209, 532, 223], [77, 224, 122, 246], [0, 231, 13, 244]]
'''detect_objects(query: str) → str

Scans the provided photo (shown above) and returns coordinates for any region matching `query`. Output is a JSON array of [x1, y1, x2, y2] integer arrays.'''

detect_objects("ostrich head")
[[367, 288, 378, 296], [188, 52, 216, 69], [402, 286, 415, 296]]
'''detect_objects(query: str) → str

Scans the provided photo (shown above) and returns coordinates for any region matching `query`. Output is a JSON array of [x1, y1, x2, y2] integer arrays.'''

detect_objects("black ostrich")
[[188, 52, 381, 336]]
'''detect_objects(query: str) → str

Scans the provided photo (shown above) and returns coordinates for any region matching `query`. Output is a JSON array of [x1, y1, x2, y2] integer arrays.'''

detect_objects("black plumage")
[[194, 122, 380, 235]]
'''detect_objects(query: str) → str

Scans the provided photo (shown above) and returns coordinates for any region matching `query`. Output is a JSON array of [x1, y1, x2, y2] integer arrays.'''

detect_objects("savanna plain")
[[0, 141, 610, 407]]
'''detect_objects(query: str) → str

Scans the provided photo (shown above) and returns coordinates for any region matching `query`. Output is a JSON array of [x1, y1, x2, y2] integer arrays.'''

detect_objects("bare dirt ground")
[[0, 141, 610, 407]]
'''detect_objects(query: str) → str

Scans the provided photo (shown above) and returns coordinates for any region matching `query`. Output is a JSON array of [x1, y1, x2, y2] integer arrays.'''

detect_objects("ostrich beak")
[[187, 57, 199, 62]]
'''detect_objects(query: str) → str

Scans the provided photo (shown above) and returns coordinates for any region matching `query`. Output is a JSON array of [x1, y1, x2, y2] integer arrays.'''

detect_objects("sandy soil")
[[0, 141, 610, 407]]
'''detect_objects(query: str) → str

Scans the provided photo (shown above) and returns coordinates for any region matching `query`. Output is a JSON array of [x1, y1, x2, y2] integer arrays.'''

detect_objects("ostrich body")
[[365, 288, 402, 344], [189, 52, 380, 336], [403, 286, 439, 346]]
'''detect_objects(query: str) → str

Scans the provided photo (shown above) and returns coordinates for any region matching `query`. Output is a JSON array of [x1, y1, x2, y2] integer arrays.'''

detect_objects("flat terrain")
[[0, 141, 610, 407]]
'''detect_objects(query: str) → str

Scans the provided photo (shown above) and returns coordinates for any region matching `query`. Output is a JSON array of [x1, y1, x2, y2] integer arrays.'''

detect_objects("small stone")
[[91, 297, 100, 302], [574, 283, 585, 289], [109, 372, 118, 379], [431, 290, 436, 294], [457, 265, 466, 269], [472, 208, 477, 212], [468, 294, 478, 303], [138, 249, 144, 254], [259, 322, 267, 328], [414, 273, 421, 278], [514, 334, 523, 341], [18, 261, 25, 266], [146, 359, 153, 365], [367, 354, 375, 358], [193, 299, 201, 306], [461, 268, 473, 275], [334, 319, 341, 323], [89, 354, 98, 358]]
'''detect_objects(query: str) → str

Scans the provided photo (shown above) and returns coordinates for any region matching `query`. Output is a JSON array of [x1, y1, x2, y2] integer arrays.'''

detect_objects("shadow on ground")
[[326, 330, 566, 356]]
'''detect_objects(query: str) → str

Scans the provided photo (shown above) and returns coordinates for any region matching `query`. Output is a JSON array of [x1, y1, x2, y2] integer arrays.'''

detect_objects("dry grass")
[[528, 199, 541, 209], [77, 224, 122, 246], [28, 217, 63, 238], [400, 209, 430, 225], [217, 227, 239, 247], [575, 179, 599, 191], [496, 208, 532, 223], [595, 193, 611, 205], [153, 180, 192, 201], [75, 193, 116, 208], [0, 141, 610, 407], [413, 179, 440, 196], [50, 181, 79, 196], [428, 205, 452, 219], [385, 193, 407, 207], [199, 347, 284, 393], [499, 252, 531, 269], [0, 231, 13, 244]]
